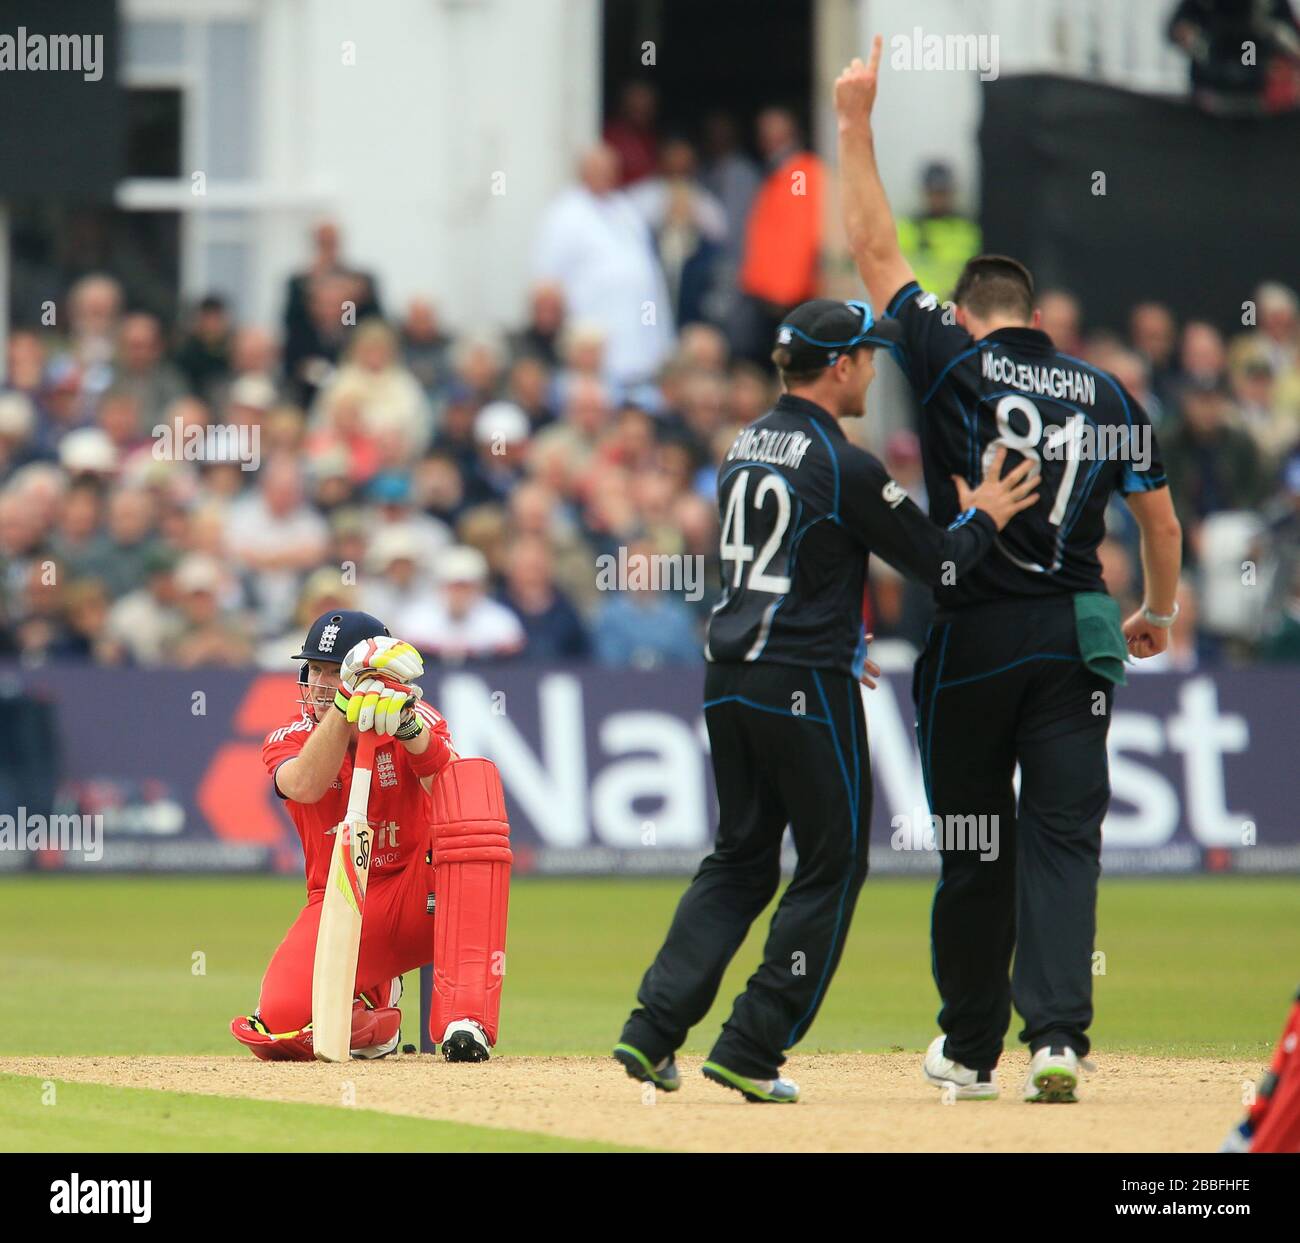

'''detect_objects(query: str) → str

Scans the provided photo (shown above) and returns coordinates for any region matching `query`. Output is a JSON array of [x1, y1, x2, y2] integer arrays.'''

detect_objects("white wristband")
[[1142, 601, 1180, 629]]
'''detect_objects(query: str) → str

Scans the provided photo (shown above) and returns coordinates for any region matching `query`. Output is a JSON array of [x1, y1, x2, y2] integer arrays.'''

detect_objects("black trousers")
[[912, 594, 1113, 1070], [620, 662, 871, 1079]]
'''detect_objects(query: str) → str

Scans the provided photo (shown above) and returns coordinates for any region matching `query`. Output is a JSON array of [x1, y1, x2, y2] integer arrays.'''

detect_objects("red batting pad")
[[428, 759, 512, 1046]]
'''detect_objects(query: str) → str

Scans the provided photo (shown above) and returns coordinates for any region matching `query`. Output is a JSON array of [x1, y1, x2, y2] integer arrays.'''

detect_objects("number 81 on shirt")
[[981, 394, 1088, 525]]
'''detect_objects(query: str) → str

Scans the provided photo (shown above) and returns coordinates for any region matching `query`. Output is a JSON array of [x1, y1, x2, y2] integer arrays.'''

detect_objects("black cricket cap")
[[292, 609, 390, 663], [774, 299, 902, 370]]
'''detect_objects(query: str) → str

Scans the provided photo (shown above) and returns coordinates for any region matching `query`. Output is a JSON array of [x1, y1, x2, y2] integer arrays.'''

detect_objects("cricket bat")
[[312, 733, 378, 1062]]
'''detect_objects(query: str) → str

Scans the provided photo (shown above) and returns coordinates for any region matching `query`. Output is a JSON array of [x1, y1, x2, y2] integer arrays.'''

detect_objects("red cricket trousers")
[[257, 853, 434, 1033]]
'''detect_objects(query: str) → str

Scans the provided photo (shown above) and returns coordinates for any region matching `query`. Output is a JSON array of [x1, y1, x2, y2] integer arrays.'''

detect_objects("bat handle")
[[343, 732, 380, 826], [353, 731, 379, 775]]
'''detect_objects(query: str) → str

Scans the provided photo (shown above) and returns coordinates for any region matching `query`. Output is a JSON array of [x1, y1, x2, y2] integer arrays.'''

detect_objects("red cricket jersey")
[[263, 702, 452, 892]]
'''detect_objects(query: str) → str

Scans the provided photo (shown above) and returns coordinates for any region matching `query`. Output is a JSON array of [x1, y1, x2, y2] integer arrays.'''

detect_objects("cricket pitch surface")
[[1, 1051, 1251, 1153]]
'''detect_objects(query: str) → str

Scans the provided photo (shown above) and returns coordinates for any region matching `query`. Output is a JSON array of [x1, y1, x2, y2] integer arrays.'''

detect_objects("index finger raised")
[[867, 33, 883, 74]]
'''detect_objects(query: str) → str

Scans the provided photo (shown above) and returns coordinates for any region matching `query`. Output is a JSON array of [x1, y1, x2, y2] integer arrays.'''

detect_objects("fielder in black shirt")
[[836, 39, 1184, 1103], [706, 388, 1016, 673], [614, 298, 1037, 1103], [885, 277, 1167, 608]]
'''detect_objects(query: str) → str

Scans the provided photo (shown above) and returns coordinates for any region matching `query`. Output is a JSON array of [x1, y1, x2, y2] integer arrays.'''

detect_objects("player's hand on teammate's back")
[[859, 633, 883, 691], [335, 675, 424, 736], [954, 446, 1040, 531], [1121, 610, 1170, 659], [834, 35, 884, 127], [340, 635, 424, 688]]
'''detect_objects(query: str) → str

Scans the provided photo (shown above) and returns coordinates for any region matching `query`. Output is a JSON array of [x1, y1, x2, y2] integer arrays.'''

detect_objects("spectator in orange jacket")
[[731, 108, 826, 363]]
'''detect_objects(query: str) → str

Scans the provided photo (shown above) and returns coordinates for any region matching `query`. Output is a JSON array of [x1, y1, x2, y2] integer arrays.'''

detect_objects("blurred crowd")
[[0, 215, 748, 672], [0, 82, 1297, 673]]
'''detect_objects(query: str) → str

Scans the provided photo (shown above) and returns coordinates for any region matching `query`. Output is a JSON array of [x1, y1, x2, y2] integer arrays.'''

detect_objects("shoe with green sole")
[[613, 1042, 680, 1091], [701, 1060, 799, 1103], [1023, 1046, 1083, 1103]]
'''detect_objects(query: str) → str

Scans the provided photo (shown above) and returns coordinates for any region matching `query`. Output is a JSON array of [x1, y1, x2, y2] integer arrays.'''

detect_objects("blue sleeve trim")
[[851, 632, 868, 681], [946, 508, 978, 531], [887, 282, 922, 316], [1120, 466, 1167, 495]]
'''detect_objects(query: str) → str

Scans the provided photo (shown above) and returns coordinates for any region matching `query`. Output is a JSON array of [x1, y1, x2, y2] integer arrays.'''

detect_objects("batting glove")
[[340, 636, 424, 689], [334, 676, 424, 736]]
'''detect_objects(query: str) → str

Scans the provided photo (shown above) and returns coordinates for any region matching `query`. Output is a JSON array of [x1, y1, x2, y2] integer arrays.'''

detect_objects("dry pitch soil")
[[1, 1051, 1253, 1152]]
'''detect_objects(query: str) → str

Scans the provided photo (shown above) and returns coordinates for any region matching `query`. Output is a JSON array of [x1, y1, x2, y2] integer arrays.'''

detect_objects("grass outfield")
[[0, 874, 1294, 1060], [0, 1073, 641, 1153]]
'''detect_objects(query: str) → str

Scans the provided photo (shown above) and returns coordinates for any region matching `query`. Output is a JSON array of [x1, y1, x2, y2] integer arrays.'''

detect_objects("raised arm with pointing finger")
[[833, 37, 1184, 1107], [835, 37, 916, 313]]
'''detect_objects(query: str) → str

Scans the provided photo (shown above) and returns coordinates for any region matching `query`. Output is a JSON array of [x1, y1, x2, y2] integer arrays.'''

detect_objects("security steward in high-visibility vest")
[[896, 161, 982, 301]]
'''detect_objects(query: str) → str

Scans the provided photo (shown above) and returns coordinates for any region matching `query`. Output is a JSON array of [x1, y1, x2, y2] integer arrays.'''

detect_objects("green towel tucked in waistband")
[[1073, 592, 1128, 686]]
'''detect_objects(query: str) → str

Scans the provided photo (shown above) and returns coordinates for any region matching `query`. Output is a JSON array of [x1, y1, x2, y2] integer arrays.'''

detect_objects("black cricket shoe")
[[613, 1042, 681, 1091]]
